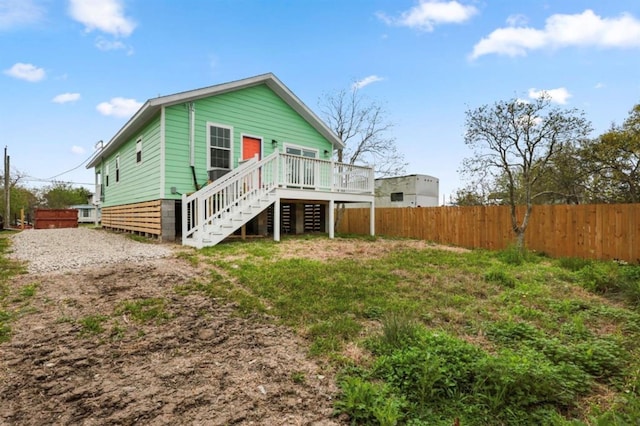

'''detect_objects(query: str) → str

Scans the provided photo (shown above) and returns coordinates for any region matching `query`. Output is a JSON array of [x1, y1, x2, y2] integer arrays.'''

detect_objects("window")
[[391, 192, 404, 202], [285, 146, 317, 158], [105, 164, 110, 187], [284, 144, 318, 187], [82, 209, 90, 218], [136, 138, 142, 163], [96, 171, 103, 201], [115, 155, 120, 183], [208, 124, 232, 181]]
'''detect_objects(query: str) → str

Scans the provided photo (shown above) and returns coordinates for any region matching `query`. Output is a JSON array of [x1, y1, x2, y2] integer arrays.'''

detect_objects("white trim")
[[136, 137, 143, 164], [283, 142, 319, 158], [115, 154, 120, 184], [160, 106, 166, 199], [206, 122, 234, 175], [240, 133, 263, 161], [189, 102, 195, 166]]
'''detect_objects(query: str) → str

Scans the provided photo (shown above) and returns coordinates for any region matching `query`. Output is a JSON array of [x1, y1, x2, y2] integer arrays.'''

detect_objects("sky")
[[2, 0, 640, 203]]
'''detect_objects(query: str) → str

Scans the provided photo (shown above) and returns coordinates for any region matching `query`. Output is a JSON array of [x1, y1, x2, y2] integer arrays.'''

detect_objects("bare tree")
[[319, 85, 406, 230], [319, 86, 406, 176], [462, 95, 591, 250]]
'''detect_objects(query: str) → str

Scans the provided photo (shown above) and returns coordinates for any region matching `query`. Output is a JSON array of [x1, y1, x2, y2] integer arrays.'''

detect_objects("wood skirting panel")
[[101, 200, 162, 236]]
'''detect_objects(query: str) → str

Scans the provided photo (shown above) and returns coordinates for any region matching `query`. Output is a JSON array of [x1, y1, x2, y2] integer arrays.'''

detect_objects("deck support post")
[[328, 199, 335, 239], [369, 201, 375, 237], [274, 197, 281, 242]]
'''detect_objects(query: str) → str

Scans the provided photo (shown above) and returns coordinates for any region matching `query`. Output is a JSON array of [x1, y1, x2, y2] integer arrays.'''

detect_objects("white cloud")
[[95, 37, 134, 54], [353, 75, 384, 90], [594, 82, 605, 89], [528, 87, 572, 105], [471, 9, 640, 59], [95, 37, 124, 50], [71, 145, 86, 155], [377, 0, 477, 32], [3, 62, 45, 82], [68, 0, 135, 37], [0, 0, 45, 30], [52, 92, 81, 104], [506, 14, 528, 27], [96, 97, 142, 117]]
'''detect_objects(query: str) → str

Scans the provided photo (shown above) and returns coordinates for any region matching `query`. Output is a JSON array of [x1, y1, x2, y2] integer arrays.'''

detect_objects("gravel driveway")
[[8, 227, 175, 274]]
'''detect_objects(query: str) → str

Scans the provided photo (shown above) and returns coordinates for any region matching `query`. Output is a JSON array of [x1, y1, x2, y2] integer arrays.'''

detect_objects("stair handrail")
[[182, 151, 279, 245]]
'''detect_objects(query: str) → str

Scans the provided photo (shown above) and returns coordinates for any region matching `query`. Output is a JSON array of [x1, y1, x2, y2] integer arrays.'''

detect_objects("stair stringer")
[[199, 189, 277, 247]]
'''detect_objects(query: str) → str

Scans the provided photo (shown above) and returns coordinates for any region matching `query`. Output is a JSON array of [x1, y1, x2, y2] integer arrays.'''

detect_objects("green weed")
[[334, 376, 404, 426], [78, 315, 108, 335], [484, 268, 516, 288], [290, 371, 306, 384], [115, 298, 171, 324]]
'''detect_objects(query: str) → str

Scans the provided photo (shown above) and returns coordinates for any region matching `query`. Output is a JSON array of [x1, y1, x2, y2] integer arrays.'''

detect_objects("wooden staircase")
[[182, 152, 279, 248]]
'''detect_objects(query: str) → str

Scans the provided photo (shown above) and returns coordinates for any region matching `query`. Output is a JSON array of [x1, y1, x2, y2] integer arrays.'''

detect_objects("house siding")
[[163, 83, 334, 198], [100, 114, 162, 207]]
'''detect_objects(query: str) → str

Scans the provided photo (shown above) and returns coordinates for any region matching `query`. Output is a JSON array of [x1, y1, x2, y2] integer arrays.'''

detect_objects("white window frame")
[[206, 122, 234, 179], [283, 143, 318, 159], [136, 138, 142, 164], [115, 154, 120, 183], [105, 164, 110, 187]]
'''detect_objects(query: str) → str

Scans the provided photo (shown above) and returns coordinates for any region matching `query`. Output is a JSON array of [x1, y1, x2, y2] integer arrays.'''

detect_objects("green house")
[[87, 73, 375, 247]]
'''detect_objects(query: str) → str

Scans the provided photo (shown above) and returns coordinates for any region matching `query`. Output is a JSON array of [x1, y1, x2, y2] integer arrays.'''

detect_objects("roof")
[[375, 174, 439, 181], [87, 73, 343, 169]]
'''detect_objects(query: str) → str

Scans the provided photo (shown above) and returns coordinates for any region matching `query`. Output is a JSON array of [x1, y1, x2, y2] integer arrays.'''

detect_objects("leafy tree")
[[41, 182, 92, 209], [581, 104, 640, 203], [0, 169, 37, 226], [461, 95, 592, 249]]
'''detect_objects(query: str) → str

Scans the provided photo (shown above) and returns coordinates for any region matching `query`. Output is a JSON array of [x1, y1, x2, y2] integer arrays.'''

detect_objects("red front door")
[[242, 136, 261, 161]]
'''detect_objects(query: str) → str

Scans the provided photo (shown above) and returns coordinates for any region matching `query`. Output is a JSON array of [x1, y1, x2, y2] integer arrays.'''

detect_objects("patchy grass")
[[78, 314, 109, 336], [194, 236, 640, 425], [115, 298, 172, 324], [0, 233, 27, 343]]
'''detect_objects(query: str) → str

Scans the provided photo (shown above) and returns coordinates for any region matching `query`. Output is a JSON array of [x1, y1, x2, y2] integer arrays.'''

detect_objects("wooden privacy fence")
[[338, 204, 640, 263]]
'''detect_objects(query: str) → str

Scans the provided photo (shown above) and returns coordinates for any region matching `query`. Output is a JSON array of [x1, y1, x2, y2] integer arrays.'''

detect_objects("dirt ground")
[[0, 254, 343, 425]]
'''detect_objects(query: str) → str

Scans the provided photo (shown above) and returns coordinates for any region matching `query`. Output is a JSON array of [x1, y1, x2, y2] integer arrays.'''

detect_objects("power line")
[[23, 177, 94, 186], [46, 150, 97, 180]]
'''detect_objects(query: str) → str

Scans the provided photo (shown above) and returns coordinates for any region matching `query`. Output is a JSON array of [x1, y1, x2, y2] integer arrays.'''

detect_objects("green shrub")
[[578, 262, 620, 294], [498, 245, 527, 266], [335, 376, 404, 426], [558, 257, 592, 272], [374, 331, 484, 404], [497, 245, 540, 266], [376, 313, 421, 352], [484, 268, 516, 288], [473, 347, 590, 412], [486, 321, 627, 384], [619, 265, 640, 308]]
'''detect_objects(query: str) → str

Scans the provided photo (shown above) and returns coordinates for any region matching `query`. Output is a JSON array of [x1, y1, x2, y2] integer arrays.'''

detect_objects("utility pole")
[[3, 146, 9, 230]]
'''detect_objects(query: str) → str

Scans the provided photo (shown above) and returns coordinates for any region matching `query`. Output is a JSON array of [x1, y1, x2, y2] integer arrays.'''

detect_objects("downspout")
[[188, 102, 199, 190]]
